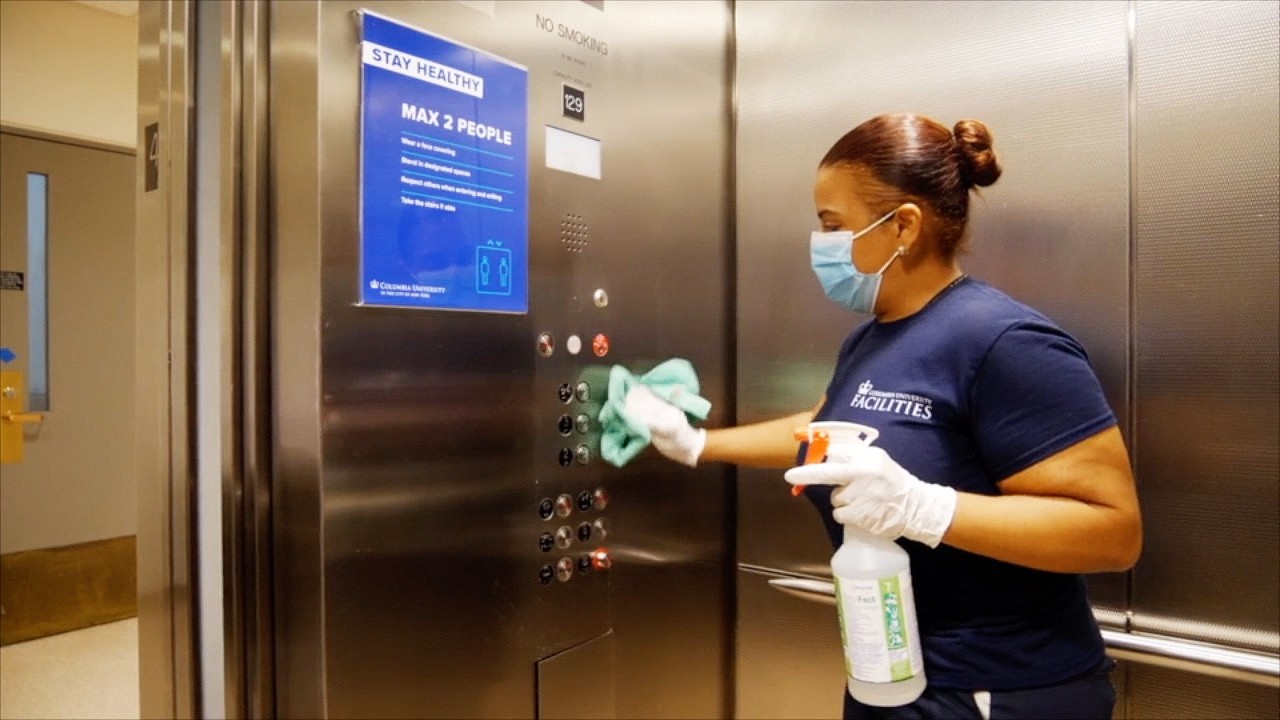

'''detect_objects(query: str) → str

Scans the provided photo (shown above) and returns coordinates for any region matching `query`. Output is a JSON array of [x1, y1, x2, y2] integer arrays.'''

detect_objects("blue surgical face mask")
[[809, 209, 902, 313]]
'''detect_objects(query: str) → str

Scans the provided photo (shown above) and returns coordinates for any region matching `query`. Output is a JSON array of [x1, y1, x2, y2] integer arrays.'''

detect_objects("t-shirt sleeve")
[[969, 321, 1117, 481]]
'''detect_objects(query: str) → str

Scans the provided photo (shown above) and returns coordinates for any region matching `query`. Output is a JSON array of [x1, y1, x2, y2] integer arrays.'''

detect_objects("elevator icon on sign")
[[476, 243, 513, 296]]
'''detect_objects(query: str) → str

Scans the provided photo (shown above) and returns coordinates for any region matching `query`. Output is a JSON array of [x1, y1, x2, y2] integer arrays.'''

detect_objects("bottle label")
[[834, 571, 923, 683]]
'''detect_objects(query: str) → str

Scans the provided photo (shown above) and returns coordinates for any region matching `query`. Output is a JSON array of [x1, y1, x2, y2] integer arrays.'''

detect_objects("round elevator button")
[[558, 448, 573, 467], [593, 289, 609, 308], [537, 332, 555, 357], [555, 557, 574, 582], [574, 381, 591, 403], [539, 564, 555, 585], [555, 494, 574, 517], [592, 333, 610, 358], [557, 415, 574, 436], [577, 490, 593, 512], [590, 547, 612, 571], [575, 445, 591, 465], [558, 383, 573, 403], [538, 498, 554, 520], [577, 521, 593, 543], [592, 487, 609, 510], [555, 526, 573, 549], [577, 555, 593, 575], [567, 335, 583, 355], [575, 414, 591, 434], [592, 518, 609, 540], [539, 532, 554, 553]]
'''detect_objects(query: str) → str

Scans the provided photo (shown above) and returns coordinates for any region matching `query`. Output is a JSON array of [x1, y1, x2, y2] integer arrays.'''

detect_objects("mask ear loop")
[[873, 246, 905, 274]]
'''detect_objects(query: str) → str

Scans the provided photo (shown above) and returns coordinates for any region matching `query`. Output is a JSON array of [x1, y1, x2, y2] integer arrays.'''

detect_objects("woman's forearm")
[[700, 410, 816, 469]]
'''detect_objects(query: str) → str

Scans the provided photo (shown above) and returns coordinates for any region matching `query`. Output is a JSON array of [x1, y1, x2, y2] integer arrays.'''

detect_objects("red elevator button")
[[591, 547, 612, 571]]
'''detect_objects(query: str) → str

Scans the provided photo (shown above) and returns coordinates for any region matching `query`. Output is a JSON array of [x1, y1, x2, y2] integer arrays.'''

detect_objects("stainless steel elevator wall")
[[1131, 0, 1280, 654], [734, 1, 1278, 718], [270, 2, 733, 717]]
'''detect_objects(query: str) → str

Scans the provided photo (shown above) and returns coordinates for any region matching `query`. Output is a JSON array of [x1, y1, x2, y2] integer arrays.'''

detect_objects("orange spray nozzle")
[[790, 428, 830, 496]]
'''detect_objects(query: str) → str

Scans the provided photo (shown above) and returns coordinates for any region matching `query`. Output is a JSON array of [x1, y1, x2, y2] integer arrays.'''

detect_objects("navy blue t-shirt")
[[806, 277, 1115, 691]]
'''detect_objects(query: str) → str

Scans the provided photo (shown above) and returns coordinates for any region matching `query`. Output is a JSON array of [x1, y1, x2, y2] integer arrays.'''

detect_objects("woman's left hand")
[[784, 446, 958, 547]]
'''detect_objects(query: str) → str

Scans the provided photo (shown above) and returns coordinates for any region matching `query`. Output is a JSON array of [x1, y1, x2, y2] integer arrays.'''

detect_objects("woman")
[[627, 113, 1142, 719]]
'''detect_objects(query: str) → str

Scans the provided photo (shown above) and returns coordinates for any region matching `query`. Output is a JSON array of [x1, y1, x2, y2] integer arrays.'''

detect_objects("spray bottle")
[[791, 421, 927, 707]]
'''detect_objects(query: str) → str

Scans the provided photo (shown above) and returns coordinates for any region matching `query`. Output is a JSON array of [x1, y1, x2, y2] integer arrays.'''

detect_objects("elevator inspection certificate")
[[358, 11, 529, 312]]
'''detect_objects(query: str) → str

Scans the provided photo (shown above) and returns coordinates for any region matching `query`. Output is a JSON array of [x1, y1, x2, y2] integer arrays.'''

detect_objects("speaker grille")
[[560, 214, 587, 253]]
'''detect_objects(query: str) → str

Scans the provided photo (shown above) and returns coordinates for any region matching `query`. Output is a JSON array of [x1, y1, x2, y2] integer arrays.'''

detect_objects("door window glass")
[[27, 172, 49, 411]]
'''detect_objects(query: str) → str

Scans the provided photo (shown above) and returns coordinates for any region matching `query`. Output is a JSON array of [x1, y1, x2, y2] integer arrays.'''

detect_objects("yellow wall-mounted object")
[[1, 370, 44, 464]]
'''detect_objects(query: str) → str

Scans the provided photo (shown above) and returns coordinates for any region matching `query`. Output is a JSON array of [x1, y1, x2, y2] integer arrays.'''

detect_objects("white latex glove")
[[623, 385, 706, 467], [783, 445, 957, 547]]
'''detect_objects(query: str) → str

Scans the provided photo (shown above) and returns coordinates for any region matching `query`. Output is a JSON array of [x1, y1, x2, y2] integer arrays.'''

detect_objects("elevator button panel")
[[537, 298, 610, 588], [536, 487, 610, 586]]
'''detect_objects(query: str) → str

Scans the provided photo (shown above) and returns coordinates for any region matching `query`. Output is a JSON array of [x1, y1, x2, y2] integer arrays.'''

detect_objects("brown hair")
[[819, 113, 1001, 257]]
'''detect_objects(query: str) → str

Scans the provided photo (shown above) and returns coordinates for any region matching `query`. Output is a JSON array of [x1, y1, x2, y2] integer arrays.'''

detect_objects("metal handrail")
[[765, 576, 1279, 687], [1101, 629, 1279, 688]]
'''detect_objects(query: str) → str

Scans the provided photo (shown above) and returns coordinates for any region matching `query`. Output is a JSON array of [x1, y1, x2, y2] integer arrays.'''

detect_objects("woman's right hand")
[[623, 385, 707, 467]]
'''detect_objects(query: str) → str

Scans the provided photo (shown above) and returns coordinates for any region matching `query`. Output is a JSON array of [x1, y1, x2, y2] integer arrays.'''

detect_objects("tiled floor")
[[0, 618, 139, 720]]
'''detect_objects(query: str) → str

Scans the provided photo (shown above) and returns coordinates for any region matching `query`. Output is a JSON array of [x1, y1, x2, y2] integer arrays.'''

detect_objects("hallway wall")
[[0, 0, 137, 148]]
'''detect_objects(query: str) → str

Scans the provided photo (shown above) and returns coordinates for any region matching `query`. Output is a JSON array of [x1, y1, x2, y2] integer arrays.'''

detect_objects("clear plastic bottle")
[[831, 523, 926, 706], [796, 421, 927, 707]]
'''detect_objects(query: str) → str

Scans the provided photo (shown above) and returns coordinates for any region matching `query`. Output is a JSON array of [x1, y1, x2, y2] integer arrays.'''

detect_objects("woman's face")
[[812, 164, 901, 274]]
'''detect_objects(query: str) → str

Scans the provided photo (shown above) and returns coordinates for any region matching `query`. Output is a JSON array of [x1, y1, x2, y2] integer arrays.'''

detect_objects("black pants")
[[843, 659, 1117, 720]]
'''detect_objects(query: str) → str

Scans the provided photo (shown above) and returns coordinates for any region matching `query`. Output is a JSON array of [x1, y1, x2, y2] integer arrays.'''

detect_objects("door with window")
[[0, 130, 137, 643]]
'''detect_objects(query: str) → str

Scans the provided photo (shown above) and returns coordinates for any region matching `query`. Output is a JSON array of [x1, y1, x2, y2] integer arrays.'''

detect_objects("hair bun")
[[953, 119, 1002, 188]]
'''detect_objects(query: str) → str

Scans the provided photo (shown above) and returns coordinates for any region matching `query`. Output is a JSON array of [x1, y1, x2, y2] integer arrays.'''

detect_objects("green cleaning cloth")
[[598, 358, 712, 468]]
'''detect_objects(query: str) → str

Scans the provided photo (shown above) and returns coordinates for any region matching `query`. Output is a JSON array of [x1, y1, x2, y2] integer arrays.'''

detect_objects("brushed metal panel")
[[1123, 663, 1280, 720], [735, 568, 844, 720], [1131, 0, 1280, 650], [136, 1, 198, 717], [1112, 660, 1129, 720], [734, 0, 1131, 611], [270, 2, 327, 716], [571, 4, 734, 717], [314, 3, 541, 717], [272, 1, 732, 718], [537, 631, 616, 720]]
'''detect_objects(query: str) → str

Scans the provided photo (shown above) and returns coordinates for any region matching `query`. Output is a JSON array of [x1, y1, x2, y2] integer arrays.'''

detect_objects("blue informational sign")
[[359, 12, 528, 312]]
